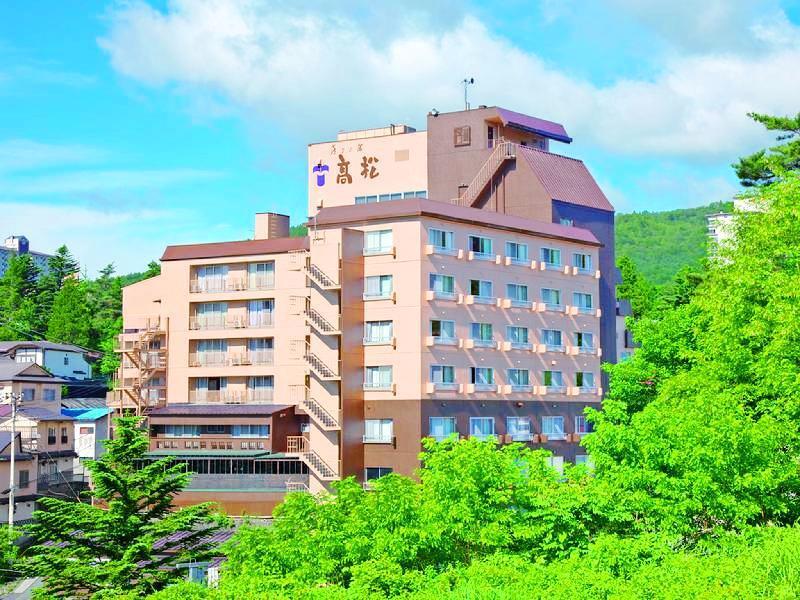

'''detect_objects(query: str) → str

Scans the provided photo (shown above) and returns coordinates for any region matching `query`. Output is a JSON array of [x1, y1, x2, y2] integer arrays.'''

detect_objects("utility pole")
[[2, 391, 21, 532]]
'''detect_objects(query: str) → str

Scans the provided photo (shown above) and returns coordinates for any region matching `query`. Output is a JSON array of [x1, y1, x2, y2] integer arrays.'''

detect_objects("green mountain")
[[616, 201, 733, 285]]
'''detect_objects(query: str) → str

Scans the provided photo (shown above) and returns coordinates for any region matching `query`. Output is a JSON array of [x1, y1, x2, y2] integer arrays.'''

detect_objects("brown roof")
[[161, 237, 309, 262], [312, 198, 600, 245], [519, 147, 614, 212]]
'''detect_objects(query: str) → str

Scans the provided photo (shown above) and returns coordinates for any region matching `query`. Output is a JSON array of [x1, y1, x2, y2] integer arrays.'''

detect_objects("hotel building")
[[111, 106, 616, 514]]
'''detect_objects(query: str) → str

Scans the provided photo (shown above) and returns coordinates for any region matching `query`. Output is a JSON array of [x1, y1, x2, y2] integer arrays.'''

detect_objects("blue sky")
[[2, 0, 799, 275]]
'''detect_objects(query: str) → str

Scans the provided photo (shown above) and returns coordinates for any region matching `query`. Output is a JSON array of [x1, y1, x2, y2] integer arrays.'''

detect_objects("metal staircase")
[[301, 450, 339, 481], [303, 341, 340, 380], [302, 394, 341, 430], [304, 305, 341, 335], [456, 141, 517, 207], [303, 262, 340, 290]]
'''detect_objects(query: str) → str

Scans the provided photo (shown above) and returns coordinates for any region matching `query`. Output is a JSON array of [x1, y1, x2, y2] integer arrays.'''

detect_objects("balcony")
[[473, 383, 497, 392], [426, 289, 457, 301], [363, 291, 395, 302], [469, 251, 496, 262], [576, 306, 595, 315], [509, 299, 533, 309], [424, 244, 459, 257], [363, 336, 395, 347], [545, 344, 566, 353], [509, 384, 533, 393], [578, 345, 596, 354], [363, 245, 395, 257], [189, 275, 275, 294], [429, 381, 459, 392], [471, 338, 496, 349], [189, 313, 274, 331], [188, 350, 274, 367], [362, 434, 394, 444], [543, 386, 567, 395], [543, 303, 564, 313], [363, 381, 394, 392], [186, 474, 309, 492], [509, 433, 534, 442], [188, 389, 275, 404], [577, 386, 599, 395], [472, 295, 497, 305], [542, 262, 562, 271], [509, 341, 533, 351], [428, 335, 458, 346]]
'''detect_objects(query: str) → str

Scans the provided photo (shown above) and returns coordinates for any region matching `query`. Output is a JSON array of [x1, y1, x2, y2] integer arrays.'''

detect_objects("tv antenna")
[[462, 77, 475, 110]]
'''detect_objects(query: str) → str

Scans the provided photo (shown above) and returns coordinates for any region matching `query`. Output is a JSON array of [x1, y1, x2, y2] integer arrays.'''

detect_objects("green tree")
[[46, 277, 92, 348], [0, 254, 42, 339], [25, 417, 228, 598], [144, 260, 161, 279], [734, 112, 800, 187], [616, 255, 657, 318]]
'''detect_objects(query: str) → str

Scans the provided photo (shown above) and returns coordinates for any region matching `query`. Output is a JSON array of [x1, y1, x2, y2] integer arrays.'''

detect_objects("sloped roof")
[[148, 404, 292, 417], [0, 357, 65, 383], [313, 197, 600, 245], [0, 340, 89, 354], [0, 406, 73, 422], [161, 237, 309, 262], [519, 146, 614, 212], [495, 107, 572, 143], [62, 407, 111, 421]]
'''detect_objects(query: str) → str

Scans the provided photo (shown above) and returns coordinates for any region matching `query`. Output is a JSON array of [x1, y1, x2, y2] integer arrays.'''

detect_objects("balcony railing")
[[578, 345, 596, 354], [362, 435, 394, 444], [432, 335, 458, 346], [363, 381, 394, 392], [188, 350, 274, 367], [188, 389, 275, 404], [189, 275, 275, 293], [472, 338, 496, 348], [432, 382, 459, 391], [286, 436, 309, 453], [189, 313, 274, 330]]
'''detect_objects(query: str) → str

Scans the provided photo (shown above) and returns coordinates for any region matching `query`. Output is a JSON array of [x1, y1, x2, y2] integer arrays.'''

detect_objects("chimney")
[[254, 213, 290, 240]]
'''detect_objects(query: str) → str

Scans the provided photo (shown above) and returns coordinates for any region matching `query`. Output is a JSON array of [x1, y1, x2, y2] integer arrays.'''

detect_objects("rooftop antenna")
[[462, 77, 475, 110]]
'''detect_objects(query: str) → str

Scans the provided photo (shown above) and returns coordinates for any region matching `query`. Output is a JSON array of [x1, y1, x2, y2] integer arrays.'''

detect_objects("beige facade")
[[114, 106, 615, 514]]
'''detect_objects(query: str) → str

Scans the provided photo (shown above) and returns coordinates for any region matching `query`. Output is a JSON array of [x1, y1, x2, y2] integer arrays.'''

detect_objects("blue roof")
[[62, 407, 111, 421]]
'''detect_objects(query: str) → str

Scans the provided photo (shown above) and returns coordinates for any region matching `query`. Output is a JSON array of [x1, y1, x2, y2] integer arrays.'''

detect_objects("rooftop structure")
[[0, 235, 52, 278], [113, 105, 616, 515]]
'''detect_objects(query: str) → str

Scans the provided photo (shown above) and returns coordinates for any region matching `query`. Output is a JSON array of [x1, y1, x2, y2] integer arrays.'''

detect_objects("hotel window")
[[574, 332, 595, 351], [429, 274, 455, 297], [364, 366, 393, 390], [540, 247, 562, 268], [470, 323, 493, 345], [469, 279, 493, 300], [248, 376, 274, 399], [196, 339, 226, 365], [22, 388, 34, 402], [355, 195, 379, 204], [248, 299, 274, 327], [543, 370, 564, 389], [64, 356, 69, 365], [507, 368, 530, 388], [364, 230, 393, 255], [430, 365, 456, 385], [430, 319, 456, 342], [364, 275, 393, 300], [365, 467, 393, 481], [248, 262, 275, 289], [575, 415, 591, 435], [165, 425, 201, 438], [18, 470, 30, 489], [506, 283, 529, 305], [232, 424, 270, 438], [507, 417, 533, 441], [248, 338, 273, 364], [507, 326, 530, 346], [193, 302, 227, 329], [572, 252, 592, 272], [541, 288, 562, 310], [505, 241, 529, 263], [15, 348, 36, 363], [573, 293, 594, 313], [428, 228, 455, 251], [364, 419, 393, 443], [429, 417, 457, 441], [541, 329, 564, 351], [364, 320, 393, 345], [468, 235, 493, 258], [43, 389, 56, 402], [195, 377, 227, 397], [206, 424, 225, 434], [195, 264, 228, 292], [453, 125, 471, 147], [61, 427, 68, 444], [542, 416, 565, 440], [469, 417, 495, 440], [470, 367, 494, 385], [576, 372, 595, 390]]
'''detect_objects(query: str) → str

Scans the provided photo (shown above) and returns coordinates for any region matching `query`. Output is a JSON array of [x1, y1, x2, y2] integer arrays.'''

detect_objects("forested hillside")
[[616, 201, 733, 285]]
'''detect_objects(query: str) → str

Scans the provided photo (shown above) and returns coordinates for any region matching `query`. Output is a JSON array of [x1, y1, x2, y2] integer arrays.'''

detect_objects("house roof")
[[495, 107, 572, 143], [161, 237, 309, 262], [0, 340, 89, 355], [0, 357, 66, 383], [312, 198, 601, 246], [0, 431, 16, 453], [148, 404, 292, 417], [62, 398, 108, 410], [62, 407, 111, 421], [519, 147, 614, 212], [0, 405, 73, 422]]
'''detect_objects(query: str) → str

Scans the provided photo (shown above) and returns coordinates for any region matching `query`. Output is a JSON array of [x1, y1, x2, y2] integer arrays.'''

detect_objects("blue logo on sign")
[[313, 162, 329, 187]]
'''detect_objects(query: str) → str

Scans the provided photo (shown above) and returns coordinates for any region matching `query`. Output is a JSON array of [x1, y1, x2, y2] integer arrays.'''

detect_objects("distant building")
[[0, 341, 97, 381], [0, 235, 52, 277], [62, 407, 111, 475], [707, 198, 761, 253], [616, 299, 636, 361]]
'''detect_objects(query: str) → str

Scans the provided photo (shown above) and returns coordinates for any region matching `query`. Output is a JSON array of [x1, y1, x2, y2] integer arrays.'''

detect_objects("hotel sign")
[[312, 143, 380, 187]]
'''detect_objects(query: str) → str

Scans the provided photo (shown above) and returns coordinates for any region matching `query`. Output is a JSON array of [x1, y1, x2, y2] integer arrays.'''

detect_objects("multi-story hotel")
[[111, 106, 616, 515]]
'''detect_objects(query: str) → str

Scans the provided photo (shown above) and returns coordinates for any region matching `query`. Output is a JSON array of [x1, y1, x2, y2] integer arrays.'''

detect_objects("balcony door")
[[197, 264, 228, 292], [248, 262, 274, 289]]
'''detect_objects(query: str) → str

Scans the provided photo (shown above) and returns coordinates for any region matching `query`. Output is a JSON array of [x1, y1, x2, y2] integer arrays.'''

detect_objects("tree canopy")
[[734, 112, 800, 187]]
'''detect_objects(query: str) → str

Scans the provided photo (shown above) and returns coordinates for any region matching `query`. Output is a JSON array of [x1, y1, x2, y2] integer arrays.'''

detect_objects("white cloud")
[[1, 168, 222, 195], [0, 139, 107, 173], [98, 0, 800, 161]]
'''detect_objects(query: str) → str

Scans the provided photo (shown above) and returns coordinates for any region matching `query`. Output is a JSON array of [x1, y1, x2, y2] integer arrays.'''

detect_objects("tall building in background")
[[0, 235, 52, 277], [112, 106, 616, 515]]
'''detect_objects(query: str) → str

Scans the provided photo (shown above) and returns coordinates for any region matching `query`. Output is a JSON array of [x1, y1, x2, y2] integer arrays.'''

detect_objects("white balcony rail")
[[188, 389, 275, 404], [190, 274, 275, 293], [188, 349, 274, 367], [189, 313, 274, 330]]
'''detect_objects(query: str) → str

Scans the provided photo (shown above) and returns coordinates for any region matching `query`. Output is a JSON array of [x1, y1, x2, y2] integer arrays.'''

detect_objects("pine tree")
[[25, 417, 228, 597], [46, 277, 92, 348], [734, 112, 800, 186], [0, 254, 43, 339], [38, 245, 80, 320]]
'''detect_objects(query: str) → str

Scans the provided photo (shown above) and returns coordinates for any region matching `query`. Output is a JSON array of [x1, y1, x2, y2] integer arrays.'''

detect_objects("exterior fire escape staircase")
[[456, 140, 517, 207]]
